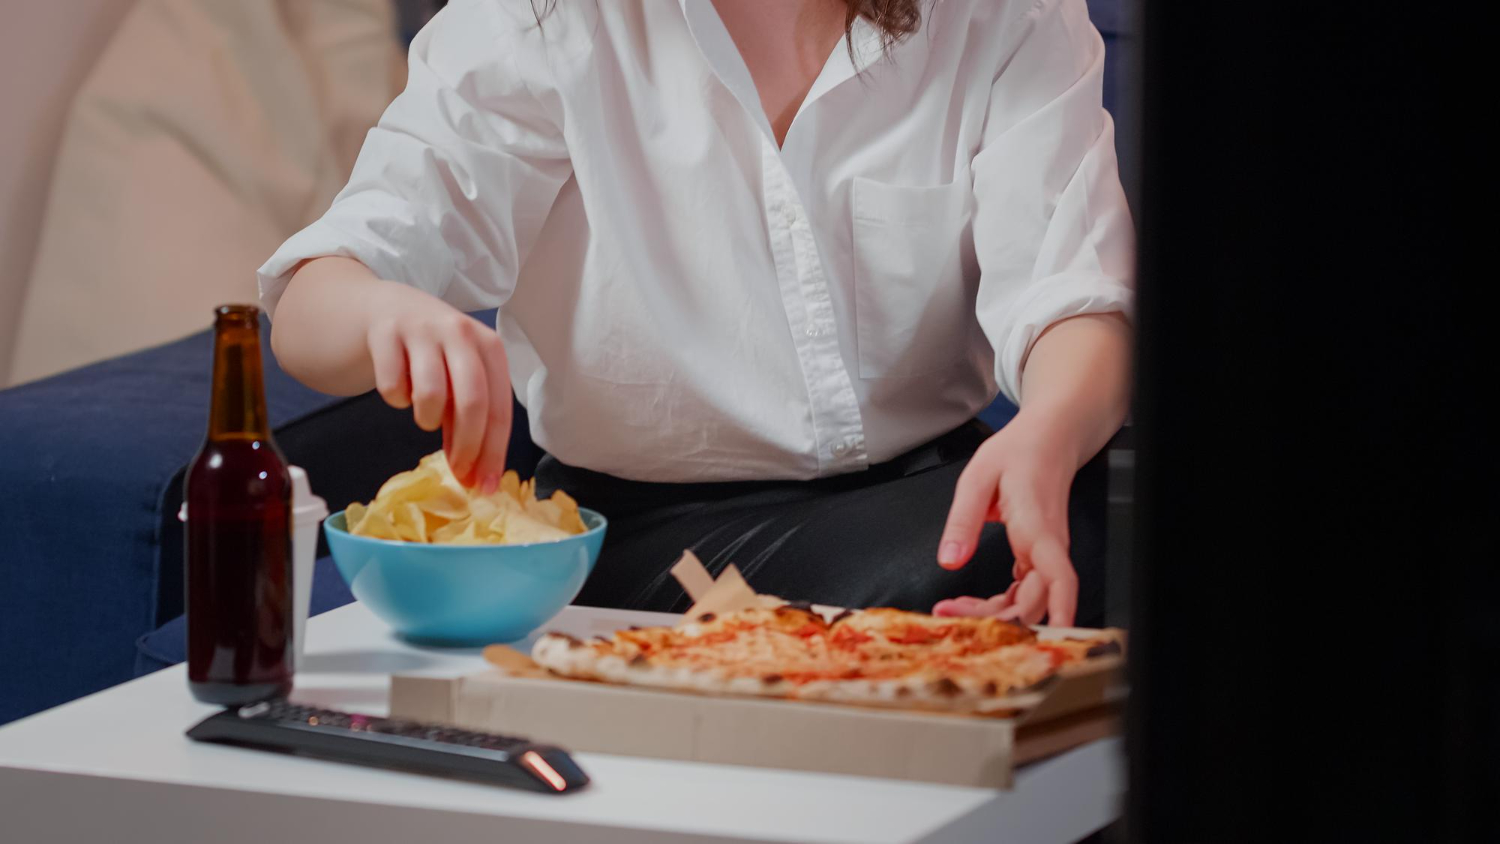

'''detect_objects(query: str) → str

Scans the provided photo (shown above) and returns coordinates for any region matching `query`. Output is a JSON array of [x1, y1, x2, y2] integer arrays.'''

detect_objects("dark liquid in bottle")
[[184, 305, 294, 705], [186, 442, 293, 704]]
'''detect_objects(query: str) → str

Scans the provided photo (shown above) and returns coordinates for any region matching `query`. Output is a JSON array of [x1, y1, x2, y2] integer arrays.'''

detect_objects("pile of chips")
[[345, 451, 587, 545]]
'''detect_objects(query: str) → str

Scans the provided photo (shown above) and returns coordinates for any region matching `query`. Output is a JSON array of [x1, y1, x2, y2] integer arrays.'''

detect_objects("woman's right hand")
[[270, 256, 512, 491], [363, 280, 513, 491]]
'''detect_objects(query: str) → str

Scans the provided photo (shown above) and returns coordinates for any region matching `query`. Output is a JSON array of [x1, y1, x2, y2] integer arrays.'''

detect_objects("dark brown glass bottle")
[[184, 305, 294, 705]]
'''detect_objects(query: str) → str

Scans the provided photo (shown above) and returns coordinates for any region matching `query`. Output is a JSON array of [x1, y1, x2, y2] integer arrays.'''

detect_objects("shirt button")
[[831, 442, 849, 457], [783, 205, 798, 226], [804, 325, 822, 338]]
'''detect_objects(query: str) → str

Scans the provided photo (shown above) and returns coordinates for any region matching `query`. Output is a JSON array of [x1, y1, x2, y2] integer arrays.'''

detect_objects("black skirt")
[[535, 420, 1108, 626]]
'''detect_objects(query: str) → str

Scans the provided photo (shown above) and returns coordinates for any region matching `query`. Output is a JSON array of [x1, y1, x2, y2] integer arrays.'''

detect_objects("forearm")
[[269, 257, 390, 396], [1012, 312, 1133, 468]]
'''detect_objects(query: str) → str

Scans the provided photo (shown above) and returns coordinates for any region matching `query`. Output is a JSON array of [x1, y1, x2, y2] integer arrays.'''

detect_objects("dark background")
[[1126, 2, 1491, 841]]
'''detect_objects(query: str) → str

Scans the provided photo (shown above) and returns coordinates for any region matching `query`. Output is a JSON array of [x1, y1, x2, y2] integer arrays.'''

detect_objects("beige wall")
[[0, 0, 137, 385]]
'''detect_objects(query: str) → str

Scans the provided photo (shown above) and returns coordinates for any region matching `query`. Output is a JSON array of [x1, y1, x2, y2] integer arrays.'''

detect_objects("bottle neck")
[[207, 306, 271, 441]]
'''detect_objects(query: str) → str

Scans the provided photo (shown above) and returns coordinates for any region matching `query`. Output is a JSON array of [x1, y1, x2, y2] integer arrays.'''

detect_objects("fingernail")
[[480, 474, 499, 495], [938, 540, 964, 567]]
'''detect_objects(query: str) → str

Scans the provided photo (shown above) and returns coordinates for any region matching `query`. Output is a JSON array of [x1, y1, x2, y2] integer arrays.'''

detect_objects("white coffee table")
[[0, 602, 1122, 843]]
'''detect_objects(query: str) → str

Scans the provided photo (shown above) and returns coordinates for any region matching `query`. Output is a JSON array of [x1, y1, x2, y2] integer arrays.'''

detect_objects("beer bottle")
[[184, 305, 294, 705]]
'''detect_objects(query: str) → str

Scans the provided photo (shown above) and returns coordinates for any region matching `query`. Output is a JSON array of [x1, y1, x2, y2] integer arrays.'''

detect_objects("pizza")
[[531, 602, 1121, 713]]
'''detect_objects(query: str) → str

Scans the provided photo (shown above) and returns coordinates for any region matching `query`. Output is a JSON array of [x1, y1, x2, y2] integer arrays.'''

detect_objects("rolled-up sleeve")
[[257, 0, 573, 318], [972, 0, 1135, 405]]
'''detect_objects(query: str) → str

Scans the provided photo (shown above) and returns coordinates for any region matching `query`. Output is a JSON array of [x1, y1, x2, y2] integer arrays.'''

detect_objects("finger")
[[932, 596, 987, 617], [405, 338, 448, 432], [440, 335, 488, 483], [999, 503, 1041, 573], [933, 597, 996, 618], [1021, 597, 1048, 625], [1011, 571, 1048, 623], [969, 582, 1022, 616], [997, 470, 1071, 563], [937, 592, 1017, 618], [1031, 534, 1078, 627], [1001, 578, 1022, 606], [984, 592, 1015, 615], [938, 456, 1001, 570], [469, 330, 513, 491], [471, 405, 512, 494], [931, 600, 964, 617], [998, 571, 1047, 624], [368, 319, 410, 409], [995, 486, 1044, 587]]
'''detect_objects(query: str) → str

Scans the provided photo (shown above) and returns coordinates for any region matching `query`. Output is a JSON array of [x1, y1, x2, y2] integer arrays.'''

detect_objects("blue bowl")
[[323, 507, 607, 646]]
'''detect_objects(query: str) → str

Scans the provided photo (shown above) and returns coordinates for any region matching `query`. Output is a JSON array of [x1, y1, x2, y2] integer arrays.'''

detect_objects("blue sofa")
[[0, 0, 1131, 725], [0, 311, 544, 724], [0, 311, 1013, 725]]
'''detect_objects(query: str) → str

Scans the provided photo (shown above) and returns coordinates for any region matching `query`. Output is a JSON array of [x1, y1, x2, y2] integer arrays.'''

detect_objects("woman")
[[261, 0, 1133, 626]]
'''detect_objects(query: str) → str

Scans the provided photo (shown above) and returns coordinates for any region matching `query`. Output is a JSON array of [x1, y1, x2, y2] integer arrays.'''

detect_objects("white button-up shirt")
[[259, 0, 1133, 482]]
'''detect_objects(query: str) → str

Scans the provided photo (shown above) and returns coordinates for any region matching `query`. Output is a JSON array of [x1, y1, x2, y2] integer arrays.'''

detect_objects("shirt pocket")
[[850, 176, 975, 378]]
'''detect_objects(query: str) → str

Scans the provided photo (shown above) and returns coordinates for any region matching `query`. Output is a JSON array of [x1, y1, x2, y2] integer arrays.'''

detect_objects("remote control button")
[[237, 701, 272, 719]]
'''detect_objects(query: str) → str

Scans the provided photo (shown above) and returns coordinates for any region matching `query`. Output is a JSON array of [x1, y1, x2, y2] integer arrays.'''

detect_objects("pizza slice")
[[531, 601, 1120, 713]]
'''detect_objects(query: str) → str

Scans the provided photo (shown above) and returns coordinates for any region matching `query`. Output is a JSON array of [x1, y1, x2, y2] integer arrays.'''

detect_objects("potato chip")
[[429, 516, 473, 543], [375, 467, 443, 506], [525, 497, 564, 528], [420, 451, 468, 498], [356, 507, 402, 541], [445, 519, 490, 545], [551, 490, 588, 534], [499, 470, 521, 501], [345, 501, 367, 533], [467, 495, 502, 528], [500, 510, 572, 544], [391, 502, 427, 543], [345, 451, 590, 545], [415, 487, 470, 521]]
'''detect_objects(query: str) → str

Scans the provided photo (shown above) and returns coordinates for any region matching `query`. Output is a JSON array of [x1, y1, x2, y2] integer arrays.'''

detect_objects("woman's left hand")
[[931, 416, 1082, 626], [932, 312, 1133, 625]]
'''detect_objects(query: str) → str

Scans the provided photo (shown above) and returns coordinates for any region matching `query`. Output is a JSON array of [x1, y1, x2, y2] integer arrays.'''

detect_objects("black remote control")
[[186, 699, 589, 794]]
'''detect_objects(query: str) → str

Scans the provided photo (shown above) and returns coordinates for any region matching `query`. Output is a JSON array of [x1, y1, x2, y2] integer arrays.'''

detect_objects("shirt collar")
[[802, 15, 884, 114], [680, 1, 775, 141], [679, 2, 886, 145]]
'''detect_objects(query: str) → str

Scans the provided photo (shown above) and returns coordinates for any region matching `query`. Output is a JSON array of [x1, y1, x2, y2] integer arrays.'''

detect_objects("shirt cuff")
[[990, 274, 1134, 406], [256, 195, 456, 319]]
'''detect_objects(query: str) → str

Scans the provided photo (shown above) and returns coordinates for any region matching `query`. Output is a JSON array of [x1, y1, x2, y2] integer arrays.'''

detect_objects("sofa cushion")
[[10, 0, 402, 385]]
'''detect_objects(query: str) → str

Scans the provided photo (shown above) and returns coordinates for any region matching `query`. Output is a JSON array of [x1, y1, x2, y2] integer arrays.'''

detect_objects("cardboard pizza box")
[[389, 643, 1122, 789], [387, 555, 1126, 789]]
